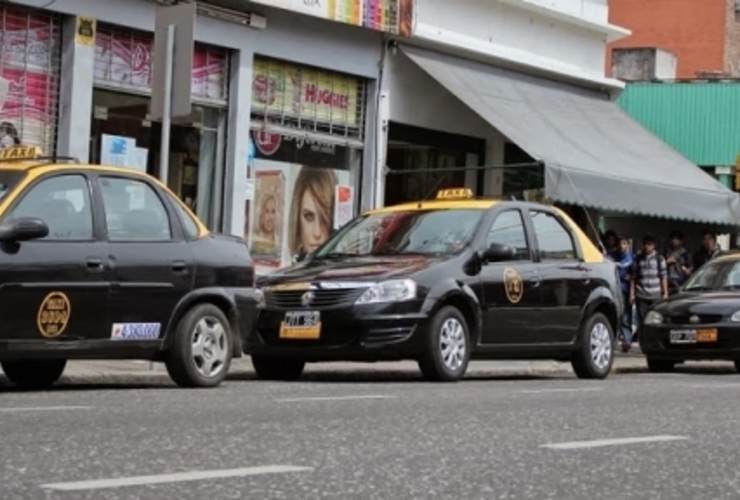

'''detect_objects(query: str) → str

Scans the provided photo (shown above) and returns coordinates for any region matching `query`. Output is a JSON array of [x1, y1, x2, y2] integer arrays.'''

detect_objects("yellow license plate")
[[697, 329, 718, 343], [279, 311, 321, 340]]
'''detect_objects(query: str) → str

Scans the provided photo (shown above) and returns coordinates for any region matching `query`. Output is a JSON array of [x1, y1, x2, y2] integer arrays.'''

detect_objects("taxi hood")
[[256, 255, 444, 286], [654, 291, 740, 316]]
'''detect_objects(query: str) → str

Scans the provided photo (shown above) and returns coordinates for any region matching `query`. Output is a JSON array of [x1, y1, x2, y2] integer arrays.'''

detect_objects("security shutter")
[[251, 56, 367, 143], [0, 6, 62, 154], [94, 23, 230, 107]]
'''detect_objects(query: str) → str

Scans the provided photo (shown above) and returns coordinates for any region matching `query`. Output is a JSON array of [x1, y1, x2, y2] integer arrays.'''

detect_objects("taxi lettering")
[[436, 188, 473, 200], [0, 145, 43, 160], [36, 291, 71, 338]]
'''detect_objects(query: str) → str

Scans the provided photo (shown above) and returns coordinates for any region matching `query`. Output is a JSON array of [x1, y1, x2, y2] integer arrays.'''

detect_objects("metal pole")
[[158, 23, 175, 185]]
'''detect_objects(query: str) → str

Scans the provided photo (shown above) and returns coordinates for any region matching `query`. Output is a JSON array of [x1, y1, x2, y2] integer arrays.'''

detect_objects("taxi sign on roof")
[[0, 145, 44, 160], [436, 188, 473, 200]]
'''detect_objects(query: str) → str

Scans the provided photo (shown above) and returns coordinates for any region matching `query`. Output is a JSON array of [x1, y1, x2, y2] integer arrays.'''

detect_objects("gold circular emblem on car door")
[[503, 268, 524, 304], [36, 291, 71, 338]]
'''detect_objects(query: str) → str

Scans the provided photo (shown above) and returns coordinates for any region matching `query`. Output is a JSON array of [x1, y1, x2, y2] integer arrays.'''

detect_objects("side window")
[[530, 211, 576, 260], [9, 174, 93, 240], [99, 177, 172, 242], [485, 210, 530, 260], [171, 198, 199, 240]]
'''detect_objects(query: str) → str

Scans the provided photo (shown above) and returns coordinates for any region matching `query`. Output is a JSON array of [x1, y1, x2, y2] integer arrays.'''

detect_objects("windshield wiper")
[[684, 286, 713, 291], [317, 252, 358, 259]]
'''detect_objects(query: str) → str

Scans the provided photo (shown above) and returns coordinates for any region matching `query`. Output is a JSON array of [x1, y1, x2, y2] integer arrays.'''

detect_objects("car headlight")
[[730, 311, 740, 322], [255, 288, 265, 309], [644, 311, 664, 325], [355, 279, 417, 305]]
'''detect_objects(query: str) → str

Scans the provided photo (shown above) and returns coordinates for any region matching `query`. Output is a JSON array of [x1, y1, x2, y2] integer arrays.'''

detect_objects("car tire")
[[251, 355, 305, 381], [1, 359, 66, 390], [165, 303, 233, 388], [571, 312, 614, 379], [646, 357, 676, 373], [418, 306, 471, 382]]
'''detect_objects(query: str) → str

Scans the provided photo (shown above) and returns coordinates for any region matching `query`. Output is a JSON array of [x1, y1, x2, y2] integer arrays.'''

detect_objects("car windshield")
[[683, 259, 740, 291], [314, 209, 486, 259], [0, 170, 25, 206]]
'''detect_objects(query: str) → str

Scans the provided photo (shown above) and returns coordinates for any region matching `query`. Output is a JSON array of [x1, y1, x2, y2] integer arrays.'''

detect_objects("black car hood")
[[257, 255, 443, 286], [655, 291, 740, 316]]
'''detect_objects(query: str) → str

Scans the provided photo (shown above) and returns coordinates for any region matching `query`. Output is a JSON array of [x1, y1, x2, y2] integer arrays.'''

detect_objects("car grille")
[[667, 314, 724, 325], [265, 288, 367, 309]]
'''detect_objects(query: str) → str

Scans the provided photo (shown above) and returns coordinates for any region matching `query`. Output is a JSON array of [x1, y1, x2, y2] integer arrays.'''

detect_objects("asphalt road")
[[3, 363, 740, 500]]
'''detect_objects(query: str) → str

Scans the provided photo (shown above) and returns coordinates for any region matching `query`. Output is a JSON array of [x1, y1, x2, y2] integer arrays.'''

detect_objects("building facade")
[[607, 0, 740, 79], [2, 0, 739, 273]]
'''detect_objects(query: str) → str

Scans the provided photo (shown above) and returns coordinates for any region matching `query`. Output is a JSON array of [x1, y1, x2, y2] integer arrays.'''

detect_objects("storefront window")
[[245, 129, 361, 276], [90, 89, 226, 229]]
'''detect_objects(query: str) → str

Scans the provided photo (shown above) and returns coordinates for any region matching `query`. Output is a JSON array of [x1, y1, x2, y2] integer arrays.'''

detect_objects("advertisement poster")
[[94, 29, 226, 100], [100, 134, 136, 167], [334, 185, 355, 229], [0, 11, 57, 152], [249, 160, 351, 276]]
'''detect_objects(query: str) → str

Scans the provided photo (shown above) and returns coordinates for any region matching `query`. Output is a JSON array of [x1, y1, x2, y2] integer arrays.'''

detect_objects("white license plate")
[[670, 329, 696, 344]]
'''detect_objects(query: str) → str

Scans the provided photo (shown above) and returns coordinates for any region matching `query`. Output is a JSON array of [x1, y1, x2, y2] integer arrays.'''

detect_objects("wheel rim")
[[590, 322, 612, 371], [440, 318, 466, 372], [191, 316, 228, 378]]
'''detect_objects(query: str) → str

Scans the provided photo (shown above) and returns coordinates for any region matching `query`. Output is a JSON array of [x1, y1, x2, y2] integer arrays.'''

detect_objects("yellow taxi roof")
[[365, 199, 500, 215]]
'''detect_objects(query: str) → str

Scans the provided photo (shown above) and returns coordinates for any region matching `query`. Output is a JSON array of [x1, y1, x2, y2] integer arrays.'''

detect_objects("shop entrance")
[[384, 123, 486, 206], [90, 89, 226, 229]]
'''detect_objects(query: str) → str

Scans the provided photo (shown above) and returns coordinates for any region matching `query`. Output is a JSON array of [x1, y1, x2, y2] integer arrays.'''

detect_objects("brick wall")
[[607, 0, 727, 79]]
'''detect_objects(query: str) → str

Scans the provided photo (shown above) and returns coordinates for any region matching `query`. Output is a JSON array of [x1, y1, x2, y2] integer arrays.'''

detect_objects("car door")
[[479, 208, 545, 345], [525, 208, 590, 344], [95, 174, 195, 340], [0, 172, 110, 340]]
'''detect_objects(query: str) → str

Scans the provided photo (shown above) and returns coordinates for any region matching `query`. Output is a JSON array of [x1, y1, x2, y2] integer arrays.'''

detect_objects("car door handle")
[[171, 261, 188, 274], [86, 258, 104, 273]]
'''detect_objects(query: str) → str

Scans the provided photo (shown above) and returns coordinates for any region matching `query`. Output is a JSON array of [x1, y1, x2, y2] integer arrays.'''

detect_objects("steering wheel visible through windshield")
[[314, 209, 486, 259]]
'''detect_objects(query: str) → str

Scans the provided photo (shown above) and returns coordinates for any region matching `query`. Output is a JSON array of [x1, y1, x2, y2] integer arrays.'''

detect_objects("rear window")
[[0, 170, 26, 205]]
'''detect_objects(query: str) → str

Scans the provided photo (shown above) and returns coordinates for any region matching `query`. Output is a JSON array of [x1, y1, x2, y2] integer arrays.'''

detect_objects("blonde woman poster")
[[249, 168, 287, 272], [288, 165, 350, 263]]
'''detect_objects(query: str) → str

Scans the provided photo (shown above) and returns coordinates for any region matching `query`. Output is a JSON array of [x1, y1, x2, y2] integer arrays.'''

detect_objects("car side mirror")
[[481, 243, 516, 263], [0, 217, 49, 242]]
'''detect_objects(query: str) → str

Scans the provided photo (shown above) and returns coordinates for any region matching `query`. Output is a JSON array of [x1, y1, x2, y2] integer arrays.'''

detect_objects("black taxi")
[[640, 252, 740, 372], [0, 146, 256, 390], [247, 188, 622, 382]]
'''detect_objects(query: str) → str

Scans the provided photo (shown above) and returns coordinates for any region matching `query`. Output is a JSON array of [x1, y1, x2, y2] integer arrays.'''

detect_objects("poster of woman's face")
[[249, 160, 351, 275]]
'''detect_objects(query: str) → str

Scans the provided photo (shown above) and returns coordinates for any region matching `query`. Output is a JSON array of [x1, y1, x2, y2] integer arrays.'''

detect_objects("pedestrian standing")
[[693, 230, 721, 271], [665, 230, 692, 294], [610, 235, 634, 352], [630, 234, 668, 343]]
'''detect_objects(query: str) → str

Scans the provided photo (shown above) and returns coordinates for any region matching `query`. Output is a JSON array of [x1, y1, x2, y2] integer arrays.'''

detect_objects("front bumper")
[[245, 299, 429, 361], [641, 322, 740, 361]]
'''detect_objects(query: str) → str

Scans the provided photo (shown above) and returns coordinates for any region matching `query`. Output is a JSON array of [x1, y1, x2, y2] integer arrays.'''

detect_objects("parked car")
[[641, 252, 740, 372], [0, 146, 257, 390], [247, 187, 623, 382]]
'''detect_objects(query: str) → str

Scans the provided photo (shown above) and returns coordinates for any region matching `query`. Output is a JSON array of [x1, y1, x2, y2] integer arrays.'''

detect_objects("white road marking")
[[519, 388, 602, 394], [40, 465, 313, 491], [276, 395, 396, 403], [0, 406, 91, 413], [541, 435, 689, 450]]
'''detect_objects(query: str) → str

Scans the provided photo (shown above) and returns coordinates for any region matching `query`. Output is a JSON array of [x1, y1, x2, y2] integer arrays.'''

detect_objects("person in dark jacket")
[[693, 230, 721, 271], [611, 235, 634, 351], [665, 230, 692, 294]]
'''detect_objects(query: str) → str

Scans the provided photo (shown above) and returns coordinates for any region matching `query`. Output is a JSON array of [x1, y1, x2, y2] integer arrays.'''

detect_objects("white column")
[[57, 15, 95, 161], [360, 79, 379, 212], [223, 48, 254, 237], [483, 134, 504, 196]]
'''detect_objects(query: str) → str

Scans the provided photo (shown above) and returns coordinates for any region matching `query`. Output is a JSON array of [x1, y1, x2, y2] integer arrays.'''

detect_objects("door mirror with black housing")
[[481, 243, 517, 263], [0, 217, 49, 242]]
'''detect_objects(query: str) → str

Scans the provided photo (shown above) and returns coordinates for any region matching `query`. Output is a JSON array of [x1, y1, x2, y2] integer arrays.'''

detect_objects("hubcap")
[[191, 316, 228, 378], [440, 318, 466, 372], [590, 322, 612, 371]]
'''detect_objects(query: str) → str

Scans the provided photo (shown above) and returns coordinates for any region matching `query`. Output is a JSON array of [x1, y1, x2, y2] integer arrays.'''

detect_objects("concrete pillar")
[[483, 134, 504, 196], [57, 15, 94, 161], [224, 48, 254, 237], [361, 79, 379, 212]]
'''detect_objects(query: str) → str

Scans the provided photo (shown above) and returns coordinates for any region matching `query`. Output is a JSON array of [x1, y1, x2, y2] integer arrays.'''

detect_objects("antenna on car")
[[418, 175, 447, 209]]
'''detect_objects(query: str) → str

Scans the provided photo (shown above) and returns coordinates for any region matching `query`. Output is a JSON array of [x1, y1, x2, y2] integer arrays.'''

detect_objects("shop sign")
[[252, 58, 360, 128], [247, 0, 415, 36], [94, 29, 227, 101]]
